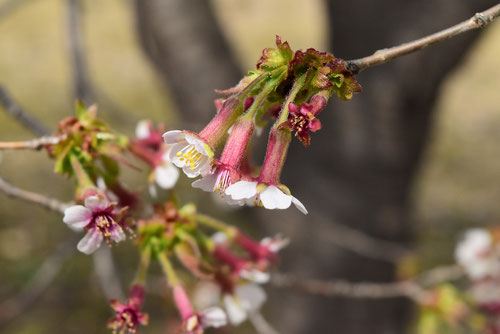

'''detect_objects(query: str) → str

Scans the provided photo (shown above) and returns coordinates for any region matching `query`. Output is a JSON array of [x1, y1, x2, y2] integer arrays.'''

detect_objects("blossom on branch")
[[107, 284, 148, 334], [63, 193, 129, 254]]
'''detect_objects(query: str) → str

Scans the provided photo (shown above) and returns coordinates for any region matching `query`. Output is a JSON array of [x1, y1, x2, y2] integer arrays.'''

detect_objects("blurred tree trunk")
[[267, 1, 498, 333], [134, 0, 497, 333], [134, 0, 242, 122]]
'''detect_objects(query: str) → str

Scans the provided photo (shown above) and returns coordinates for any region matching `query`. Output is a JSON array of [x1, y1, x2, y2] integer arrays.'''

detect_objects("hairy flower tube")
[[225, 127, 307, 214], [63, 193, 129, 254], [130, 120, 179, 190], [107, 284, 149, 334]]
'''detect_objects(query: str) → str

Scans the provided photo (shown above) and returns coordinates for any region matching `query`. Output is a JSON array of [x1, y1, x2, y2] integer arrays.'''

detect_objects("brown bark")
[[134, 0, 242, 122]]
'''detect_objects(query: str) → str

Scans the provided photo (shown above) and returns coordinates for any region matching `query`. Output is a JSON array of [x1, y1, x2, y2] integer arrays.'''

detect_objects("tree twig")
[[65, 0, 94, 104], [0, 85, 50, 136], [0, 135, 66, 150], [319, 218, 412, 263], [0, 176, 69, 213], [271, 264, 464, 303], [346, 3, 500, 73]]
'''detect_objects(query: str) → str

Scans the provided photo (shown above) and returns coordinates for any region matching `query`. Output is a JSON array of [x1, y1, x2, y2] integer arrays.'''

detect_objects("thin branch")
[[0, 238, 76, 327], [319, 217, 412, 263], [0, 135, 66, 150], [0, 176, 69, 213], [271, 264, 463, 303], [346, 3, 500, 73], [65, 0, 94, 104], [0, 85, 50, 136]]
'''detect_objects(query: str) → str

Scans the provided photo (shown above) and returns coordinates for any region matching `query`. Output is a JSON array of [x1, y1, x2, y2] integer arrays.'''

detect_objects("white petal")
[[239, 269, 270, 284], [225, 181, 258, 200], [259, 186, 291, 210], [162, 130, 184, 144], [192, 174, 217, 192], [291, 196, 308, 214], [235, 283, 267, 313], [168, 143, 188, 165], [84, 195, 108, 211], [201, 307, 227, 328], [155, 164, 180, 189], [110, 227, 126, 243], [212, 232, 228, 245], [135, 120, 151, 139], [223, 294, 247, 326], [182, 160, 210, 178], [161, 148, 172, 163], [77, 229, 104, 254], [63, 205, 92, 228], [185, 134, 210, 156], [261, 235, 290, 253]]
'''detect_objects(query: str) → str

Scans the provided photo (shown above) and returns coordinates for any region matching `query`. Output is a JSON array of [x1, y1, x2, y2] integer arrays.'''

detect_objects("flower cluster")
[[164, 36, 361, 214], [27, 37, 363, 333], [132, 201, 287, 331]]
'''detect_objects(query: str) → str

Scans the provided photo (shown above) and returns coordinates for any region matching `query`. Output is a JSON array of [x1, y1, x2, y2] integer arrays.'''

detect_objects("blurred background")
[[0, 0, 499, 333]]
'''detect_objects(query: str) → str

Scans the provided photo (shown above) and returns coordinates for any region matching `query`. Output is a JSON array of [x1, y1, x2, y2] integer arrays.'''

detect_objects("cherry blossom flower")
[[192, 117, 255, 200], [63, 194, 128, 254], [192, 281, 267, 327], [107, 285, 148, 334], [173, 285, 227, 333], [163, 130, 214, 178], [455, 228, 500, 280], [223, 283, 267, 326], [164, 98, 246, 179], [284, 94, 326, 147]]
